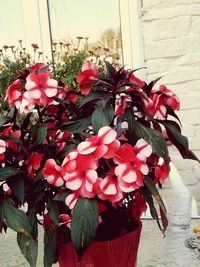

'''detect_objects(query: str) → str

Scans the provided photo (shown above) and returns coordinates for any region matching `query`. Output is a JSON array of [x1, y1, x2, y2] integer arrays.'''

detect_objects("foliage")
[[0, 57, 199, 267]]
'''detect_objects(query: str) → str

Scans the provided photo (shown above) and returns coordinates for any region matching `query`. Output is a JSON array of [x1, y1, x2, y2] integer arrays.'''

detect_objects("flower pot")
[[58, 222, 142, 267]]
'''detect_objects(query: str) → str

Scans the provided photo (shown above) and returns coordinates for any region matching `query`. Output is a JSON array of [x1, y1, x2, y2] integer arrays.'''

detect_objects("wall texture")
[[141, 0, 200, 211]]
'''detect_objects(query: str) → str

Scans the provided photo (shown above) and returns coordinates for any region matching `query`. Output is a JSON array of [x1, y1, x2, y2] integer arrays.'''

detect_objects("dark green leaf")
[[37, 65, 49, 74], [35, 125, 47, 145], [146, 194, 165, 234], [126, 110, 169, 164], [0, 167, 21, 182], [7, 176, 24, 203], [53, 191, 70, 202], [92, 105, 114, 133], [59, 144, 76, 159], [17, 233, 38, 267], [0, 197, 32, 235], [7, 107, 15, 118], [163, 122, 200, 162], [47, 199, 59, 225], [71, 197, 98, 260], [0, 117, 11, 127], [144, 176, 167, 232], [44, 230, 57, 267], [26, 210, 38, 238], [80, 91, 110, 107], [60, 116, 91, 133]]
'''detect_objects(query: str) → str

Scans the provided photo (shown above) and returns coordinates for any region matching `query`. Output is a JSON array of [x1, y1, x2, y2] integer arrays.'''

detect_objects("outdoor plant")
[[0, 59, 199, 267]]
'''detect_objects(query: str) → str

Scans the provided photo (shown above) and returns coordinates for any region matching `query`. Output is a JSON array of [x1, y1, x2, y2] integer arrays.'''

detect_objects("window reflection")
[[0, 0, 25, 47], [48, 0, 123, 64]]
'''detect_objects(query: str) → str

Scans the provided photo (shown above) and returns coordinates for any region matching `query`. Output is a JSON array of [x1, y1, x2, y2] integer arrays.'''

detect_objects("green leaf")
[[71, 197, 98, 260], [44, 230, 57, 267], [126, 111, 169, 164], [80, 91, 110, 107], [60, 116, 91, 133], [17, 233, 38, 267], [0, 117, 11, 127], [146, 194, 165, 234], [34, 124, 47, 145], [47, 199, 59, 225], [7, 176, 24, 203], [59, 144, 76, 159], [144, 176, 167, 232], [163, 122, 200, 162], [92, 105, 114, 133], [53, 190, 70, 202], [0, 197, 32, 235], [0, 167, 21, 182]]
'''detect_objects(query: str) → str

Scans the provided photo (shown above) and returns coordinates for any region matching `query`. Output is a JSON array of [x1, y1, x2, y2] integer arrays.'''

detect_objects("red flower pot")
[[58, 223, 142, 267]]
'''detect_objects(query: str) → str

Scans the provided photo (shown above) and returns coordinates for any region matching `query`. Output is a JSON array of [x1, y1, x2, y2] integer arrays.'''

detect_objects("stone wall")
[[141, 0, 200, 211]]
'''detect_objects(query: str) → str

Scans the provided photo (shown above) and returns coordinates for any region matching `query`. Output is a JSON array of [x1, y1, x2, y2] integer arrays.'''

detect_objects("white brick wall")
[[141, 0, 200, 207]]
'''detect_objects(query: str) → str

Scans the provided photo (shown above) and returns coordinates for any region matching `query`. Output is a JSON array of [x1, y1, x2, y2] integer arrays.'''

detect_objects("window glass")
[[48, 0, 123, 64]]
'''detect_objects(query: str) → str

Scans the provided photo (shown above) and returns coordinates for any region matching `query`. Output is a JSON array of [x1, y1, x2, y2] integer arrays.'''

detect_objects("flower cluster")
[[42, 126, 156, 209], [0, 59, 198, 266]]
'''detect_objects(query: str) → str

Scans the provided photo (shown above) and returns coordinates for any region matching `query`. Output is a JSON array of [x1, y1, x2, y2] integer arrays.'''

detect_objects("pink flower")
[[77, 61, 99, 95], [63, 86, 78, 102], [145, 85, 180, 120], [131, 192, 147, 221], [2, 126, 21, 151], [55, 131, 71, 151], [129, 73, 145, 88], [0, 139, 6, 161], [65, 191, 79, 209], [159, 85, 180, 110], [26, 152, 43, 178], [25, 72, 58, 106], [77, 126, 120, 159], [115, 93, 132, 115], [154, 159, 170, 184], [98, 168, 123, 202], [145, 94, 167, 120], [113, 139, 152, 192], [62, 153, 99, 198], [42, 159, 64, 187], [29, 63, 52, 77], [59, 214, 71, 227], [5, 79, 22, 107]]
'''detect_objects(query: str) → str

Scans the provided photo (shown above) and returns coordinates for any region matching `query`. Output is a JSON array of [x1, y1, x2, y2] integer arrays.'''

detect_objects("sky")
[[0, 0, 121, 47]]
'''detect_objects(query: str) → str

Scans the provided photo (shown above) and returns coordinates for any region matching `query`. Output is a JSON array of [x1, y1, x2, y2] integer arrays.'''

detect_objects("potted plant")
[[0, 59, 199, 267]]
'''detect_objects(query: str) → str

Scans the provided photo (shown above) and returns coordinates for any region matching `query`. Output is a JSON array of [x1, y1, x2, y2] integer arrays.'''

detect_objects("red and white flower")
[[77, 61, 99, 95], [65, 191, 79, 209], [145, 85, 180, 120], [98, 168, 123, 202], [26, 152, 43, 178], [25, 72, 58, 106], [5, 79, 22, 107], [77, 126, 120, 159], [42, 159, 64, 187], [154, 158, 170, 184], [62, 153, 99, 198], [129, 73, 145, 88], [0, 139, 6, 161], [131, 192, 147, 221], [2, 126, 21, 151], [115, 93, 132, 115], [113, 139, 152, 192]]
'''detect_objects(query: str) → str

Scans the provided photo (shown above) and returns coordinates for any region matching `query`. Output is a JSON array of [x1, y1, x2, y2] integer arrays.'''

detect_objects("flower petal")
[[98, 126, 117, 144]]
